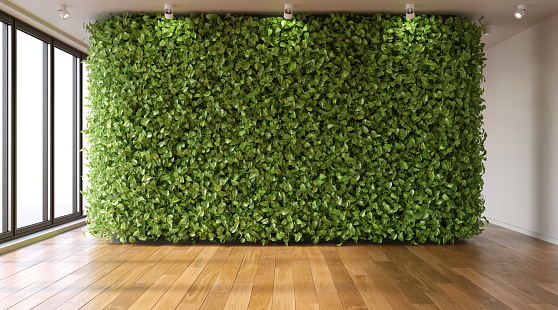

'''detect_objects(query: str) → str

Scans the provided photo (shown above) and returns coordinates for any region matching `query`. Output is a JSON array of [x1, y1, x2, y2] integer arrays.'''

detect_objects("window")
[[15, 29, 49, 229], [0, 12, 87, 242], [53, 47, 79, 219]]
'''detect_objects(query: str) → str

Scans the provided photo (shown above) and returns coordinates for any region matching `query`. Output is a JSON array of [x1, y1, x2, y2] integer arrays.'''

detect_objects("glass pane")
[[82, 62, 89, 212], [54, 48, 76, 218], [16, 30, 48, 228], [0, 23, 8, 233]]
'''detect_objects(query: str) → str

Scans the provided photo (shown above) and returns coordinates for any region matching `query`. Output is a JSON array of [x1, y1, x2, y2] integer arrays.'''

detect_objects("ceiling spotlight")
[[284, 4, 293, 20], [164, 4, 173, 20], [57, 4, 70, 20], [514, 5, 526, 19], [483, 24, 491, 36], [406, 4, 415, 19]]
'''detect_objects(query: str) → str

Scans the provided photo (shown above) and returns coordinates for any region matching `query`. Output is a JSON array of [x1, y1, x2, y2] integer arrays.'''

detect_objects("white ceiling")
[[2, 0, 558, 53]]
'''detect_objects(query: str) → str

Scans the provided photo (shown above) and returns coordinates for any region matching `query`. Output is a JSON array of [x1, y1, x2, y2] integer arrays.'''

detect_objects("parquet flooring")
[[0, 224, 557, 309]]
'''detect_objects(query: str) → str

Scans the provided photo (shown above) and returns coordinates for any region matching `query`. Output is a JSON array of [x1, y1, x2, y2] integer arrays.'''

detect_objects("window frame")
[[14, 22, 52, 234], [0, 13, 87, 243], [52, 40, 81, 224], [0, 11, 12, 240]]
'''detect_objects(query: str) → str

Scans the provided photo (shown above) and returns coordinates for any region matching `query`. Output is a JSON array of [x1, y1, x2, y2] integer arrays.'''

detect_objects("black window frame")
[[52, 40, 81, 225], [14, 22, 51, 234], [0, 11, 12, 240], [0, 10, 87, 243], [79, 53, 87, 215]]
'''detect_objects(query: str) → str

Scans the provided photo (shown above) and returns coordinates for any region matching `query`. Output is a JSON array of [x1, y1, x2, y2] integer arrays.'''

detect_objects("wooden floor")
[[0, 224, 557, 309]]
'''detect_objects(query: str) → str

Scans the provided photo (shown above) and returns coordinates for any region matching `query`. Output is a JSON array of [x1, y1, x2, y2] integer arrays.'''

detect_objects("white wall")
[[483, 12, 558, 244]]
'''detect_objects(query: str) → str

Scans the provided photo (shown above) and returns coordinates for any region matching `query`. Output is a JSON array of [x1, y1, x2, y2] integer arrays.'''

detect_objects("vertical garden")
[[83, 13, 486, 244]]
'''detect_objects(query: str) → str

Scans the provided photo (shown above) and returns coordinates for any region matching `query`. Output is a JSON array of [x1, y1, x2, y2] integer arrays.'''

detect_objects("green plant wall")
[[84, 13, 486, 244]]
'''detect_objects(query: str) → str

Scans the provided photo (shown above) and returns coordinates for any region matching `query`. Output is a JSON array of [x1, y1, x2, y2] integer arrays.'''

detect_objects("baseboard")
[[0, 219, 87, 255], [485, 217, 558, 245]]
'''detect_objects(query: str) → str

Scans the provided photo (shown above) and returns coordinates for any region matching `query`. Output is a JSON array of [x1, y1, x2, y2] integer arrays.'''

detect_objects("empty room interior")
[[0, 0, 557, 309]]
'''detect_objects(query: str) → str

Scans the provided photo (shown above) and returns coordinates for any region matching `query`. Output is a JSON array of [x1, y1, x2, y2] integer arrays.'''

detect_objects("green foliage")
[[83, 12, 487, 245]]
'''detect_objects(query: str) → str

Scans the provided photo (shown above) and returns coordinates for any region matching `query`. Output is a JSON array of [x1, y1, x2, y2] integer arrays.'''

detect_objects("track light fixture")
[[406, 4, 415, 19], [483, 24, 491, 36], [164, 4, 173, 20], [514, 5, 526, 19], [57, 4, 70, 20], [284, 4, 293, 20]]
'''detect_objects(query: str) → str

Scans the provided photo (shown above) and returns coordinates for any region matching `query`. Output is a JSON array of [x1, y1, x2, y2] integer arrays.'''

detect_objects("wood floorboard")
[[376, 260, 435, 305], [7, 274, 84, 310], [234, 247, 261, 284], [179, 246, 233, 306], [247, 274, 274, 310], [0, 223, 556, 309], [306, 246, 345, 310], [383, 246, 449, 292], [319, 246, 368, 309], [199, 246, 247, 310], [81, 247, 184, 310], [456, 239, 553, 284], [151, 246, 217, 310], [272, 246, 295, 310], [529, 304, 558, 310], [436, 281, 506, 310], [247, 246, 276, 310], [61, 246, 160, 308], [336, 245, 367, 276], [455, 268, 539, 309], [124, 275, 179, 310], [92, 245, 202, 310], [30, 244, 139, 309], [224, 282, 253, 310], [292, 260, 318, 305]]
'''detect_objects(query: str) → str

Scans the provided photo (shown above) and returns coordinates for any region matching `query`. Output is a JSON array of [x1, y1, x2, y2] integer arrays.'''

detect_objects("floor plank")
[[127, 275, 180, 310], [320, 246, 368, 309], [81, 247, 182, 310], [248, 246, 276, 310], [377, 261, 434, 305], [306, 246, 345, 310], [455, 267, 538, 310], [60, 245, 161, 308], [224, 283, 253, 310], [272, 246, 295, 310], [179, 246, 232, 306], [0, 223, 555, 310], [247, 275, 274, 310], [151, 246, 218, 310], [292, 260, 318, 305], [200, 246, 248, 310], [106, 246, 203, 310], [235, 247, 261, 283], [28, 245, 139, 309], [350, 274, 392, 310], [7, 274, 84, 310]]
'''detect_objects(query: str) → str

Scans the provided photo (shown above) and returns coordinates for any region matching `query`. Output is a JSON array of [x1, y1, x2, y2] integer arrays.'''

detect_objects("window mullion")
[[43, 41, 49, 223], [1, 23, 8, 234]]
